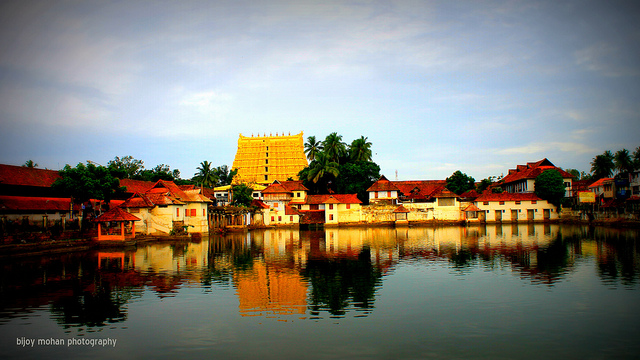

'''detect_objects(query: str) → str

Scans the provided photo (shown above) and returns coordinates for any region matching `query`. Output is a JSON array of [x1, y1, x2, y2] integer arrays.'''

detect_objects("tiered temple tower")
[[232, 132, 308, 185]]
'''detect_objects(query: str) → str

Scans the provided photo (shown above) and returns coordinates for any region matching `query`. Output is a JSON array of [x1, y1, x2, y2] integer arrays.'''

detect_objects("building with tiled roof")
[[231, 132, 308, 185], [0, 164, 64, 197], [367, 175, 448, 204], [499, 158, 574, 197], [469, 192, 558, 223], [120, 179, 211, 235]]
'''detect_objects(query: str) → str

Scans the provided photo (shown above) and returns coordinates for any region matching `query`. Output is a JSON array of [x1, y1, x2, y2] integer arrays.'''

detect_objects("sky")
[[1, 0, 639, 181]]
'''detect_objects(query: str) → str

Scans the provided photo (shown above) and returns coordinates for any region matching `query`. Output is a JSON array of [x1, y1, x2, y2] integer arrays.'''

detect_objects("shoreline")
[[2, 219, 639, 257]]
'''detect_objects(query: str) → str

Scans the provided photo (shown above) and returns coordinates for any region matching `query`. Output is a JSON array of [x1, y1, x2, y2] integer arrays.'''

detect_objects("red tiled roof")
[[262, 182, 292, 194], [459, 190, 480, 199], [0, 195, 78, 211], [0, 164, 61, 187], [305, 194, 362, 205], [367, 175, 399, 192], [93, 207, 140, 222], [463, 204, 481, 212], [262, 180, 308, 194], [394, 180, 447, 200], [119, 179, 155, 194], [500, 159, 574, 185], [475, 192, 542, 202], [588, 178, 613, 189], [393, 205, 410, 213], [285, 205, 301, 216], [281, 180, 308, 191], [251, 199, 270, 209]]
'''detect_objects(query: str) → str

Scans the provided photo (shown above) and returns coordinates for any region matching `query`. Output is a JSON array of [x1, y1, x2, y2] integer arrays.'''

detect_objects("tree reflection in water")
[[303, 247, 382, 317]]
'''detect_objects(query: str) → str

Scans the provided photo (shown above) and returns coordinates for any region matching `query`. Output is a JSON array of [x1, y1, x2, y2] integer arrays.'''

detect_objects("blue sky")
[[1, 0, 639, 181]]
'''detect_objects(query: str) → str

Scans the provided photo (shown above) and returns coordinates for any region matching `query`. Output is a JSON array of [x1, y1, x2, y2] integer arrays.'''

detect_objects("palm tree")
[[322, 132, 347, 164], [614, 148, 634, 176], [23, 160, 38, 168], [307, 152, 339, 184], [633, 146, 640, 169], [304, 135, 323, 162], [590, 151, 615, 180], [349, 136, 373, 162], [193, 161, 218, 188]]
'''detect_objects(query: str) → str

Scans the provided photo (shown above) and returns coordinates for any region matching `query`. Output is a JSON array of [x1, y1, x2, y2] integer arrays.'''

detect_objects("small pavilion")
[[93, 207, 140, 241]]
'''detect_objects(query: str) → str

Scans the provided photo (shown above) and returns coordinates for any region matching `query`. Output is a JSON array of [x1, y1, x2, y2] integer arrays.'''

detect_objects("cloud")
[[495, 142, 595, 156]]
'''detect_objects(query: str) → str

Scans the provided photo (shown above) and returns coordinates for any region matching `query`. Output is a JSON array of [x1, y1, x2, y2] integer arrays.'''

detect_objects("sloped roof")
[[119, 179, 155, 194], [394, 180, 447, 201], [0, 164, 61, 187], [588, 178, 613, 189], [251, 199, 270, 209], [500, 158, 574, 185], [463, 204, 481, 212], [262, 182, 292, 194], [183, 189, 213, 203], [393, 205, 410, 213], [262, 180, 308, 194], [93, 207, 140, 222], [305, 194, 362, 205], [367, 175, 399, 192], [475, 192, 542, 202], [0, 195, 78, 211]]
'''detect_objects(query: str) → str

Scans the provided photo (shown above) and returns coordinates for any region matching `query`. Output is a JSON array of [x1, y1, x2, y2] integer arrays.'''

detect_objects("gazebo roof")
[[93, 207, 141, 222]]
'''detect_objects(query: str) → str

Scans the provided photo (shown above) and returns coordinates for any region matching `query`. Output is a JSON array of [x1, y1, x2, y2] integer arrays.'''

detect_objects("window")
[[274, 203, 279, 208], [278, 216, 282, 221], [203, 209, 206, 216], [329, 204, 334, 210], [483, 201, 489, 205], [191, 209, 196, 217], [346, 204, 351, 209], [375, 192, 379, 199], [531, 200, 537, 204], [176, 208, 180, 217], [290, 216, 294, 222], [266, 152, 269, 157], [265, 175, 268, 181], [387, 191, 391, 197], [438, 198, 454, 206], [515, 201, 521, 205], [271, 216, 275, 221], [265, 167, 268, 172], [329, 214, 334, 221], [499, 201, 505, 205], [266, 159, 269, 164]]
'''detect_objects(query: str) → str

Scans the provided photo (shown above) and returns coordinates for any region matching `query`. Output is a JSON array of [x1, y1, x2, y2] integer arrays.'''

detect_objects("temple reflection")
[[1, 224, 638, 327]]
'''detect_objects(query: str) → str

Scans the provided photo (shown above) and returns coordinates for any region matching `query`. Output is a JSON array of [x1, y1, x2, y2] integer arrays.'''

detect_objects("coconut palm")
[[23, 160, 38, 168], [193, 161, 218, 188], [615, 148, 634, 175], [307, 152, 339, 184], [304, 135, 323, 162], [590, 151, 615, 180], [349, 136, 373, 162], [322, 132, 347, 164]]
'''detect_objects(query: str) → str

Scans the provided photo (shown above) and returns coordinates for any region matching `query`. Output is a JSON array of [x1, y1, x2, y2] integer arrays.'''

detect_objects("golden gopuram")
[[231, 132, 308, 185]]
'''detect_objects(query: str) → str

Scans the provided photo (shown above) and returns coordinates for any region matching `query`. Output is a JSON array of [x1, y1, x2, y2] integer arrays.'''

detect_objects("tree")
[[335, 161, 381, 203], [445, 171, 475, 195], [138, 164, 180, 182], [23, 160, 38, 168], [614, 148, 634, 176], [231, 184, 253, 207], [304, 136, 323, 162], [193, 161, 218, 188], [590, 151, 615, 180], [213, 165, 237, 186], [349, 136, 373, 163], [476, 177, 493, 193], [107, 156, 144, 179], [633, 146, 640, 169], [322, 132, 347, 164], [534, 169, 566, 208], [53, 162, 124, 206]]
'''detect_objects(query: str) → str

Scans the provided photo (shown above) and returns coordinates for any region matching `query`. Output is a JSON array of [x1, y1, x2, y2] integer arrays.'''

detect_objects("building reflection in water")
[[1, 224, 638, 328]]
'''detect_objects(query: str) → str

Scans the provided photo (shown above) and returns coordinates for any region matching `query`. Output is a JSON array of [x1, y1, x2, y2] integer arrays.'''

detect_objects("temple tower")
[[232, 132, 308, 185]]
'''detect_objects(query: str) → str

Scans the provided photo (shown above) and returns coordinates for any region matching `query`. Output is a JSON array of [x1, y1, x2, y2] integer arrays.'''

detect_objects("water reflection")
[[1, 224, 639, 329]]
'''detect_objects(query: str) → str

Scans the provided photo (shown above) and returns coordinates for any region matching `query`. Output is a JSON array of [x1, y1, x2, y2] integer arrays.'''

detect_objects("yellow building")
[[232, 132, 308, 185]]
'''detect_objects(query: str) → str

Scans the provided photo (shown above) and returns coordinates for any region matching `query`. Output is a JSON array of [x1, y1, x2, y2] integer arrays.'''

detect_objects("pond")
[[1, 224, 639, 359]]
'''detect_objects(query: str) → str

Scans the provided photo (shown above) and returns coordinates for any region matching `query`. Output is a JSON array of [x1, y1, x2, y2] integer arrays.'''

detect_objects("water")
[[1, 224, 639, 359]]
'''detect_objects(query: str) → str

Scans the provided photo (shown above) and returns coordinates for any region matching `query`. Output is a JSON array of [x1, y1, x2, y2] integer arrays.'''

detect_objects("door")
[[495, 210, 502, 222], [511, 210, 518, 222]]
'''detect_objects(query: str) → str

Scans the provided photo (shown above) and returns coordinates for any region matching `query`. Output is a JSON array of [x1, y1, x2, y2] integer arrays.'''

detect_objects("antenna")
[[395, 170, 398, 180]]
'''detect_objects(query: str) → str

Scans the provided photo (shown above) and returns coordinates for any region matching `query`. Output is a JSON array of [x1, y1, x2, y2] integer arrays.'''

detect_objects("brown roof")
[[305, 194, 362, 205], [463, 204, 481, 212], [93, 207, 140, 222], [475, 193, 542, 202], [393, 205, 410, 213], [262, 180, 308, 194], [0, 164, 61, 187], [119, 179, 155, 194], [366, 175, 399, 192], [500, 158, 574, 186], [0, 195, 78, 211]]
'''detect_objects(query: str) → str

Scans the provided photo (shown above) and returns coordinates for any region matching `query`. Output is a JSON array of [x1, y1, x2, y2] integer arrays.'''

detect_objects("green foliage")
[[304, 135, 323, 162], [336, 161, 380, 203], [322, 132, 347, 164], [534, 169, 566, 208], [193, 161, 218, 188], [137, 164, 180, 182], [590, 151, 615, 180], [476, 178, 493, 194], [213, 165, 237, 186], [23, 160, 38, 168], [107, 156, 144, 179], [614, 148, 634, 176], [349, 136, 373, 163], [53, 162, 124, 204], [231, 184, 253, 207], [445, 171, 475, 195]]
